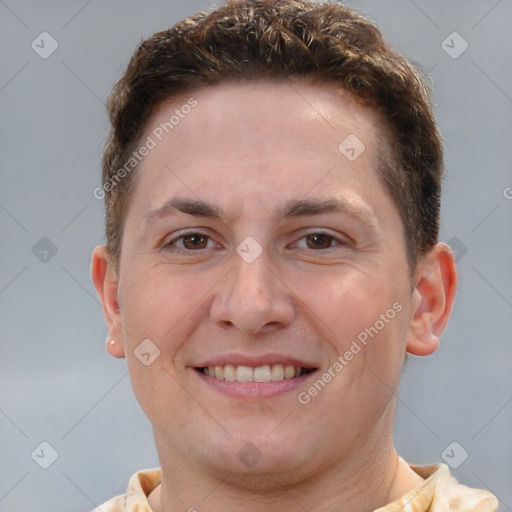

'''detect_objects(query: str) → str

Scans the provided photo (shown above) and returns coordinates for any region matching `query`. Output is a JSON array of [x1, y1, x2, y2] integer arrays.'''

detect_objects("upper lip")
[[192, 353, 318, 369]]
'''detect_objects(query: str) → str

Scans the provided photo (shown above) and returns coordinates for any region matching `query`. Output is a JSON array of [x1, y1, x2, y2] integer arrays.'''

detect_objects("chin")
[[205, 452, 317, 491], [201, 431, 319, 480]]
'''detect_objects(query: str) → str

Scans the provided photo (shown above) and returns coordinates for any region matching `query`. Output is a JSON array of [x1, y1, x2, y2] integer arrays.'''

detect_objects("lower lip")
[[193, 369, 318, 398]]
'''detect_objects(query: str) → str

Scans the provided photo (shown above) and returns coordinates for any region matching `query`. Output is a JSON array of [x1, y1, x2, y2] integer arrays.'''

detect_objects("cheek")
[[120, 263, 211, 343], [292, 267, 405, 346], [120, 266, 198, 419]]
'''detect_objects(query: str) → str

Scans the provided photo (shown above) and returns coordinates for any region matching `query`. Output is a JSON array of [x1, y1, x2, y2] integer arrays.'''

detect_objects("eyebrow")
[[145, 196, 375, 225]]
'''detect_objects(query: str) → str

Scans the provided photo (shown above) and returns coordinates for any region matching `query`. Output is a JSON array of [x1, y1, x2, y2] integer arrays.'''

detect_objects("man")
[[91, 0, 498, 510]]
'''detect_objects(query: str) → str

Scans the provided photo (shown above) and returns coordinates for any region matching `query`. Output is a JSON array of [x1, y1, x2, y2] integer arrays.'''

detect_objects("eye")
[[163, 230, 348, 254], [293, 231, 347, 251], [164, 231, 219, 252]]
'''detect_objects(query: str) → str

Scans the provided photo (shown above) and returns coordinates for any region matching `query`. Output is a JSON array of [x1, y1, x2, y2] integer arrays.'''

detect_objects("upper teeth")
[[202, 364, 312, 382]]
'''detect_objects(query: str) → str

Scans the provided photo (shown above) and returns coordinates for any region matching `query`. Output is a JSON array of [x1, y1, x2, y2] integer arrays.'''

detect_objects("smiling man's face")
[[94, 80, 430, 482]]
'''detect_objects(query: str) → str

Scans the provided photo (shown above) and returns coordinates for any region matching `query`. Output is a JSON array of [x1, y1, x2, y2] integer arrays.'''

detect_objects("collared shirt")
[[93, 463, 498, 512]]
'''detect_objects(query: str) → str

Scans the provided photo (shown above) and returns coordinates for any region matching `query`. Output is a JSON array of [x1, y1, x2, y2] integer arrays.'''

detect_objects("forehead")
[[130, 79, 385, 218]]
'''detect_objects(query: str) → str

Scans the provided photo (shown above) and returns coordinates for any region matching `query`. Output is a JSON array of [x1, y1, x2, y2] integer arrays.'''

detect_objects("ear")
[[406, 243, 458, 356], [90, 245, 125, 358]]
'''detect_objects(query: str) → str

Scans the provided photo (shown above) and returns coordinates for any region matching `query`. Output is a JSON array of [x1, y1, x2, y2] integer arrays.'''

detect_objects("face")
[[100, 80, 424, 481]]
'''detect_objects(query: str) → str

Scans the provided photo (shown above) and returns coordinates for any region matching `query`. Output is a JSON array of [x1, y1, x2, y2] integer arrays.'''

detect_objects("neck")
[[148, 439, 424, 512]]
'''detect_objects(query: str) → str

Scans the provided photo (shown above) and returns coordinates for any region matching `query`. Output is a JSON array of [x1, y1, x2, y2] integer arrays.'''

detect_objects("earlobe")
[[91, 245, 126, 358], [106, 338, 125, 358], [406, 243, 458, 357]]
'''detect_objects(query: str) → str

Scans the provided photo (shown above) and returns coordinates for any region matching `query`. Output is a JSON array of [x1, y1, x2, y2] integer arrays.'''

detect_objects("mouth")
[[191, 355, 320, 398], [196, 364, 317, 382]]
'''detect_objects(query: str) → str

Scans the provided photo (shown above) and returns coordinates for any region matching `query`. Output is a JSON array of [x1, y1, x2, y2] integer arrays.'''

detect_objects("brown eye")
[[180, 233, 209, 250], [305, 233, 334, 250], [165, 231, 216, 253]]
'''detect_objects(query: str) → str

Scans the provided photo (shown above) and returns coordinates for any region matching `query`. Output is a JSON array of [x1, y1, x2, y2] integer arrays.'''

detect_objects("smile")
[[198, 364, 316, 382]]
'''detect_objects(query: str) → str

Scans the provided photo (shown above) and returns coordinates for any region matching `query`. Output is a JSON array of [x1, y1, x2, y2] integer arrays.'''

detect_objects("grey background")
[[0, 0, 511, 511]]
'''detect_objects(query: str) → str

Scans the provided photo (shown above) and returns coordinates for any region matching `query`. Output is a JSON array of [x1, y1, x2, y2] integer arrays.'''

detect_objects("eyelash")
[[164, 230, 348, 254]]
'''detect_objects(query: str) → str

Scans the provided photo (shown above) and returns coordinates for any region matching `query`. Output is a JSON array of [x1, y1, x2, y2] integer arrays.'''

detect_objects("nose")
[[210, 251, 295, 335]]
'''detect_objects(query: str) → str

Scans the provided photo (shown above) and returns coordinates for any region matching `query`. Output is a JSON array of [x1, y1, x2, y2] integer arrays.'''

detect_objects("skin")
[[92, 80, 457, 512]]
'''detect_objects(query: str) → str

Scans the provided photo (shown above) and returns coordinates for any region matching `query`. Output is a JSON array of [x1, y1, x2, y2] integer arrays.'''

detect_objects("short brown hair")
[[101, 0, 443, 272]]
